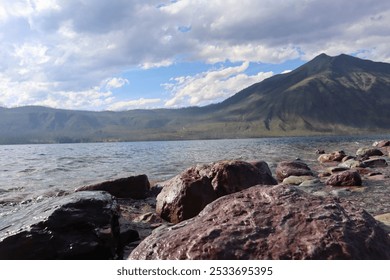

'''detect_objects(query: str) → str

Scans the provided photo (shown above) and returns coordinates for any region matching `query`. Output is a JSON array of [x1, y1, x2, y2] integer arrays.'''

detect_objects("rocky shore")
[[0, 140, 389, 259]]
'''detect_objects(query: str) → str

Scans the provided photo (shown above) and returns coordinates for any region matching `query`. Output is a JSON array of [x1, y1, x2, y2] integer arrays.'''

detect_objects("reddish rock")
[[318, 151, 346, 163], [75, 175, 150, 199], [275, 161, 313, 182], [129, 185, 390, 260], [373, 140, 390, 148], [326, 170, 362, 186], [156, 160, 276, 224]]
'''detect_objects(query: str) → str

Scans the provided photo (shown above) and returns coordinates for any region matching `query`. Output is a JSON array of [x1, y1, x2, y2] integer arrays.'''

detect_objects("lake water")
[[1, 135, 389, 219]]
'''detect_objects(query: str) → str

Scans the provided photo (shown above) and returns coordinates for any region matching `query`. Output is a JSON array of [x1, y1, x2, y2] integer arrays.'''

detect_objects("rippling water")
[[0, 135, 389, 218]]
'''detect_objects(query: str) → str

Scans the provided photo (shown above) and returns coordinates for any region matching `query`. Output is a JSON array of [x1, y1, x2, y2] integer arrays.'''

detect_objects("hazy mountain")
[[1, 53, 390, 144]]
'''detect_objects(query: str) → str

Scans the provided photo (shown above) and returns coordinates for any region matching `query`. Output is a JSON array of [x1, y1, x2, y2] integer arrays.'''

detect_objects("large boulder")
[[75, 175, 150, 199], [0, 191, 121, 259], [129, 185, 390, 260], [275, 160, 313, 182], [156, 160, 277, 224], [325, 170, 362, 186]]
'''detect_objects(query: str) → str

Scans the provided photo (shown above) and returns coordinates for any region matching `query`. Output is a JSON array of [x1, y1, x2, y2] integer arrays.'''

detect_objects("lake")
[[0, 134, 389, 219]]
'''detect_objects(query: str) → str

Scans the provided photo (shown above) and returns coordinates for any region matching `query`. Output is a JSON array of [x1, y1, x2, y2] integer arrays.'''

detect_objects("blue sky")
[[0, 0, 389, 111]]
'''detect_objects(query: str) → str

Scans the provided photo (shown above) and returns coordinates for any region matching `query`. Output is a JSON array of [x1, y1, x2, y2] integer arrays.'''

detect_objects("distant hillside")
[[1, 53, 390, 144]]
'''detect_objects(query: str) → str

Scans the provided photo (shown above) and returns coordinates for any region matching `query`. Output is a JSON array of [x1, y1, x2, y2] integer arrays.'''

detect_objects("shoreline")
[[0, 139, 389, 259]]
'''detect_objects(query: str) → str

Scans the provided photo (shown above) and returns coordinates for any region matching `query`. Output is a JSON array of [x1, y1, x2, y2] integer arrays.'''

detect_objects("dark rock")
[[326, 170, 362, 186], [356, 147, 384, 158], [156, 160, 277, 224], [129, 185, 390, 260], [0, 191, 120, 259], [363, 158, 388, 168], [317, 151, 346, 163], [75, 175, 150, 199], [275, 160, 313, 182], [373, 140, 390, 148], [315, 149, 325, 154]]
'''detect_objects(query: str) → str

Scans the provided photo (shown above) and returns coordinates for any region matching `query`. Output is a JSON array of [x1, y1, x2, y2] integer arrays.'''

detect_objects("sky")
[[0, 0, 390, 111]]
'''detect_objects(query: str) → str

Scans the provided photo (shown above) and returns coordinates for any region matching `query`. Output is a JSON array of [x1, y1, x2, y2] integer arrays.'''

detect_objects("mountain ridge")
[[1, 53, 390, 144]]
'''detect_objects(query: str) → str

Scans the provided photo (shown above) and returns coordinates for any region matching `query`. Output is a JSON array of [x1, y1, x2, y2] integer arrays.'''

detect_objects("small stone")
[[275, 161, 313, 182], [326, 170, 362, 186], [282, 175, 316, 185], [356, 147, 384, 158], [363, 158, 388, 168]]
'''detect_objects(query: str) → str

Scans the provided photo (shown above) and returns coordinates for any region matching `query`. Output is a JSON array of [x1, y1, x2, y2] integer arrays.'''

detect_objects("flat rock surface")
[[129, 185, 390, 260]]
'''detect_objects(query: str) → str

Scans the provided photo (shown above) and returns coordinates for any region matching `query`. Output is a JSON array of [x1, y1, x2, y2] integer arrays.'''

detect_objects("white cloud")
[[0, 0, 390, 110], [104, 77, 129, 90], [107, 98, 161, 111], [164, 62, 273, 107]]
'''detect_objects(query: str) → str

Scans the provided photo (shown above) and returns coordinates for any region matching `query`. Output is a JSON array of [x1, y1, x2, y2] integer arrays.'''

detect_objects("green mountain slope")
[[1, 53, 390, 144]]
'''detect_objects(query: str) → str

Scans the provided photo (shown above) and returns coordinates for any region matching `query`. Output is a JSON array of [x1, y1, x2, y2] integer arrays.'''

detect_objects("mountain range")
[[1, 53, 390, 144]]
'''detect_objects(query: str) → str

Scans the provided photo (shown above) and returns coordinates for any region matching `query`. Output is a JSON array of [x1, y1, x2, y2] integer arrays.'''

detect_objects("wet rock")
[[129, 185, 390, 260], [318, 151, 346, 163], [282, 175, 315, 185], [363, 158, 388, 168], [156, 160, 276, 224], [315, 149, 325, 154], [373, 140, 390, 148], [0, 191, 120, 259], [275, 161, 313, 182], [75, 175, 150, 199], [356, 147, 384, 158], [326, 170, 362, 186]]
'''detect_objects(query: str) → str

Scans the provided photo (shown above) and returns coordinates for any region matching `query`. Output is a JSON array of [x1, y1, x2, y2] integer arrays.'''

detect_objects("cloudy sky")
[[0, 0, 389, 111]]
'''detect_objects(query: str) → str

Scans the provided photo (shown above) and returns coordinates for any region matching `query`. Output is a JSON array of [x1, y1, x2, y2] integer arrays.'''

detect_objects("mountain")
[[1, 53, 390, 144]]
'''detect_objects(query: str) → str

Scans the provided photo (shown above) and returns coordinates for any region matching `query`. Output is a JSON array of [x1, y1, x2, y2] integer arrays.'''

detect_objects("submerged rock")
[[275, 161, 313, 182], [0, 191, 121, 259], [129, 185, 390, 260], [326, 170, 362, 186], [75, 174, 150, 199], [156, 160, 277, 224]]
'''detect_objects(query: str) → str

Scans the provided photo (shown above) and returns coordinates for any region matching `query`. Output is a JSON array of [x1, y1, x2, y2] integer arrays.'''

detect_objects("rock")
[[275, 161, 313, 182], [342, 155, 355, 162], [363, 158, 388, 168], [328, 166, 350, 173], [338, 159, 365, 169], [282, 175, 315, 185], [75, 175, 150, 199], [374, 213, 390, 234], [129, 185, 390, 260], [315, 149, 325, 154], [299, 178, 321, 187], [330, 188, 351, 197], [325, 170, 362, 186], [373, 140, 390, 148], [0, 191, 121, 259], [156, 160, 276, 224], [356, 147, 384, 158], [317, 151, 346, 163]]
